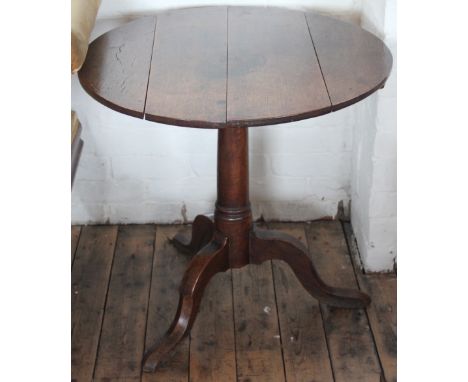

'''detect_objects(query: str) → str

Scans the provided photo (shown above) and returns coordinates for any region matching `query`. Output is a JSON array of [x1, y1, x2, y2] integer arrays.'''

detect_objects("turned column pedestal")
[[142, 128, 370, 372]]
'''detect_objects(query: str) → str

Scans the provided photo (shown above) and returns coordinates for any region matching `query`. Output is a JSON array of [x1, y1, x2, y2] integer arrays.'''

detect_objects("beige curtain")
[[71, 0, 102, 73]]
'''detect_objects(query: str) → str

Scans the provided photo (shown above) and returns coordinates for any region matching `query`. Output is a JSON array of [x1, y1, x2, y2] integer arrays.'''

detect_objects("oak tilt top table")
[[79, 6, 392, 373]]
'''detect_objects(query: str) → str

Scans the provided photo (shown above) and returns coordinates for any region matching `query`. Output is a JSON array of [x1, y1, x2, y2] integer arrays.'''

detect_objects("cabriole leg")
[[143, 233, 229, 373], [249, 228, 370, 308]]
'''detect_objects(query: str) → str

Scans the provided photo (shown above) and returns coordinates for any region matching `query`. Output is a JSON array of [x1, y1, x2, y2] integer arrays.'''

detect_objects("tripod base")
[[142, 216, 370, 373]]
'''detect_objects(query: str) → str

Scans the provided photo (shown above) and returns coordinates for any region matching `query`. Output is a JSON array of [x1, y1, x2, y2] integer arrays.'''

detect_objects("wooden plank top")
[[145, 7, 228, 128], [79, 6, 392, 128], [79, 17, 156, 118], [305, 13, 393, 111], [227, 7, 331, 126]]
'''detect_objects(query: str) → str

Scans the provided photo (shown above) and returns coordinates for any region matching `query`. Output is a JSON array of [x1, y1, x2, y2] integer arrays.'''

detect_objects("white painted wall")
[[71, 0, 397, 271], [97, 0, 362, 18], [351, 0, 397, 271]]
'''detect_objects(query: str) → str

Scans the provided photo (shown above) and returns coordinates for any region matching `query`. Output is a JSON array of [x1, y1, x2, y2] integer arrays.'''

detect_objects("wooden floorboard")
[[305, 221, 383, 382], [94, 225, 156, 381], [189, 271, 237, 382], [343, 222, 397, 382], [143, 225, 191, 382], [71, 225, 118, 382], [269, 222, 334, 382], [71, 222, 396, 382], [232, 225, 285, 382], [359, 274, 397, 382]]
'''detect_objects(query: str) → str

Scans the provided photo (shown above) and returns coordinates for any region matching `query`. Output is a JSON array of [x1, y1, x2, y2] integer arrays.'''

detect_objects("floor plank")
[[232, 223, 285, 382], [269, 222, 334, 382], [305, 221, 382, 382], [360, 275, 397, 382], [189, 270, 237, 382], [71, 225, 118, 382], [343, 222, 397, 382], [71, 225, 81, 266], [93, 225, 156, 381], [143, 225, 191, 382]]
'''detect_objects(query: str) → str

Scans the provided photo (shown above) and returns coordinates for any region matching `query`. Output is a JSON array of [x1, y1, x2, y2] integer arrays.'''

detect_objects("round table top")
[[79, 6, 392, 129]]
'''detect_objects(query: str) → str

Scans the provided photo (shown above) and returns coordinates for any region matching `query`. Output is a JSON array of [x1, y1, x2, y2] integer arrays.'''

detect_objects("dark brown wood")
[[250, 228, 370, 308], [71, 226, 118, 381], [305, 221, 382, 382], [305, 13, 393, 111], [215, 128, 251, 268], [71, 225, 81, 265], [269, 223, 334, 382], [143, 232, 230, 372], [143, 226, 192, 382], [79, 17, 156, 118], [170, 214, 214, 255], [79, 7, 392, 128], [145, 7, 228, 128], [93, 225, 155, 381], [227, 7, 331, 127]]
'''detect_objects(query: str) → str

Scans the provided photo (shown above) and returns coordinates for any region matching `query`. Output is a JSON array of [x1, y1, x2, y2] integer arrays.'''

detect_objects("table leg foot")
[[142, 232, 229, 373], [249, 228, 370, 309], [169, 215, 214, 255]]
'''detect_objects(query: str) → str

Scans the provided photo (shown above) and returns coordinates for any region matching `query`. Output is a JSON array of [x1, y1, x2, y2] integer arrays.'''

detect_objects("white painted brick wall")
[[72, 0, 397, 271], [351, 0, 397, 271], [97, 0, 363, 18]]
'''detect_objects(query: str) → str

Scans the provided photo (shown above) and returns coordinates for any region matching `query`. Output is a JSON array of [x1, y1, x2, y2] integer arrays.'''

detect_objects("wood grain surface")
[[71, 222, 396, 381], [359, 275, 397, 382], [269, 223, 334, 382], [93, 225, 155, 381], [79, 6, 392, 128], [145, 7, 228, 127], [142, 226, 191, 382], [343, 222, 397, 382], [227, 7, 331, 126], [305, 222, 383, 382], [189, 270, 237, 382], [79, 17, 156, 118], [306, 13, 393, 111], [71, 226, 118, 382], [232, 224, 285, 382], [71, 225, 81, 265]]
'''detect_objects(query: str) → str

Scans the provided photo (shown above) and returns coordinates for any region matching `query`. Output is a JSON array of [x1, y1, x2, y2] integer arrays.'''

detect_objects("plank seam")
[[304, 13, 333, 110], [91, 226, 119, 381], [141, 225, 157, 382], [318, 302, 337, 382], [143, 16, 158, 119], [71, 226, 82, 270], [340, 221, 387, 382], [229, 268, 240, 381], [265, 222, 289, 382], [303, 224, 337, 382], [270, 261, 289, 382]]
